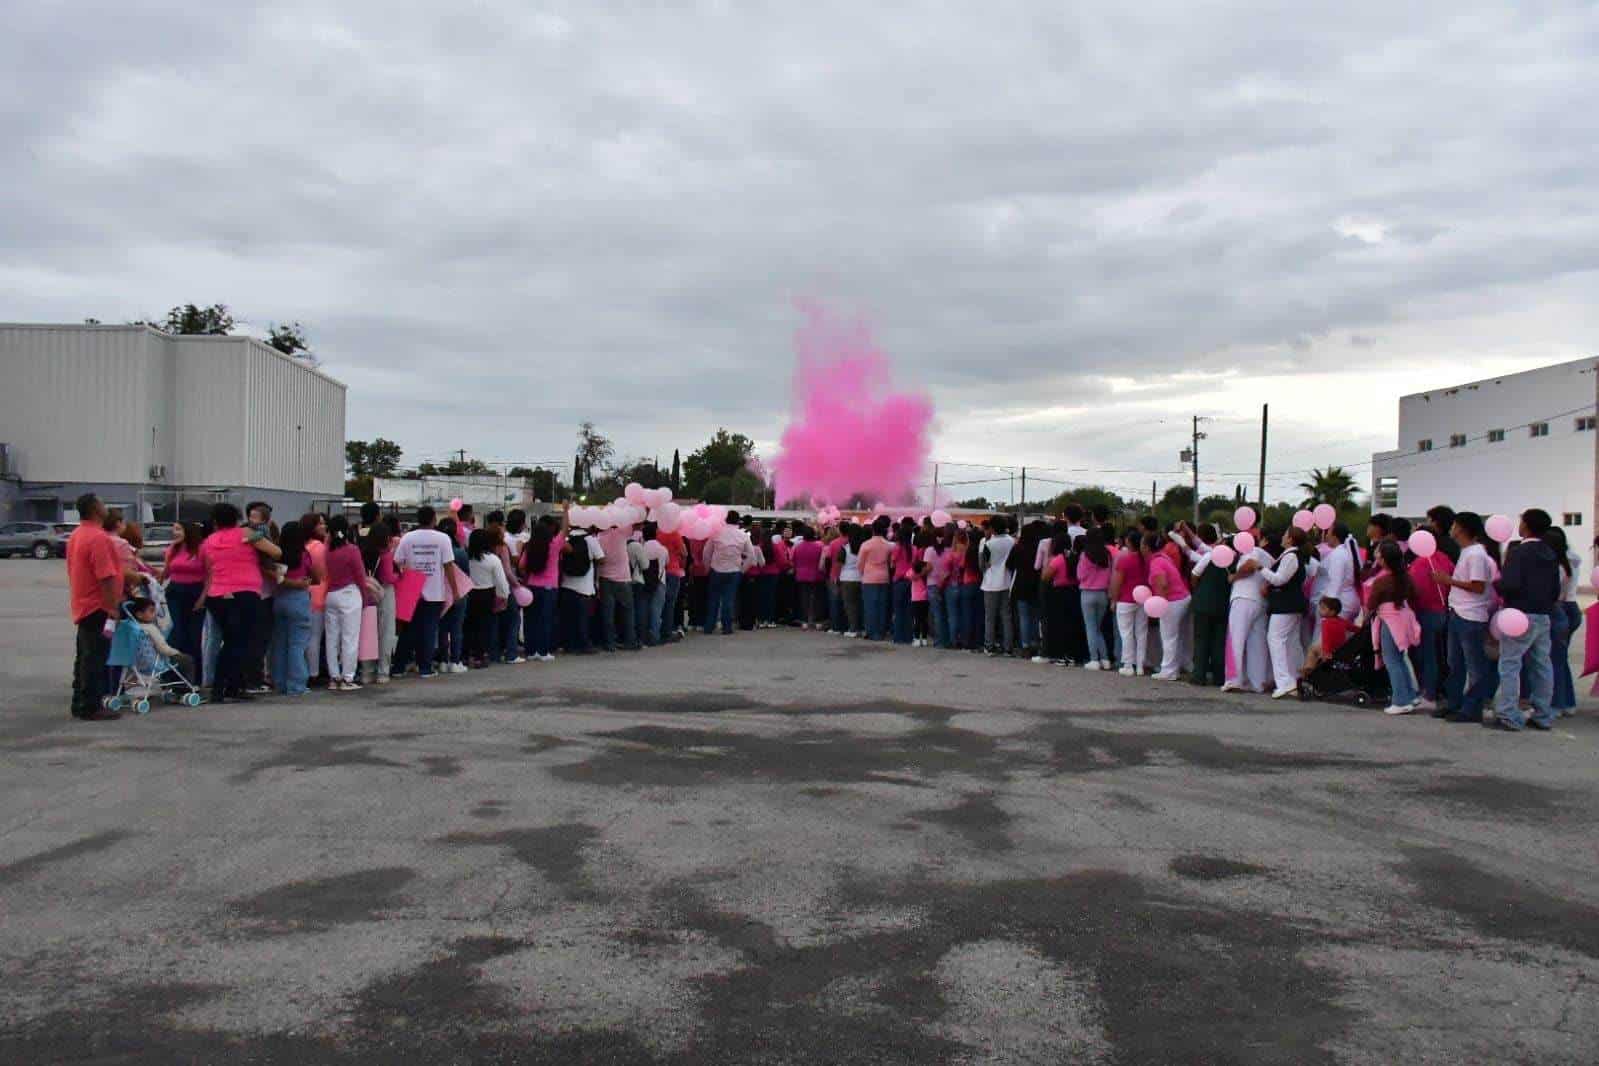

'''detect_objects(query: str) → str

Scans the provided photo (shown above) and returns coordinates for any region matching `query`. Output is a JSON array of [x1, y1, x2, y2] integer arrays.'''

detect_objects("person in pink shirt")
[[908, 527, 931, 645], [856, 517, 894, 641], [757, 525, 789, 629], [516, 515, 565, 661], [922, 528, 954, 648], [1145, 533, 1192, 680], [792, 531, 825, 629], [299, 512, 330, 684], [1075, 527, 1114, 669], [1039, 525, 1084, 664], [1109, 530, 1149, 675], [321, 515, 367, 689], [200, 501, 281, 703], [595, 522, 638, 651], [1407, 545, 1454, 707], [160, 521, 208, 667]]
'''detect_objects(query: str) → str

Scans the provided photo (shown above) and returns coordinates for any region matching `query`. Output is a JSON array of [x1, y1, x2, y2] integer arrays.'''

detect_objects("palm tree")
[[1299, 466, 1358, 509]]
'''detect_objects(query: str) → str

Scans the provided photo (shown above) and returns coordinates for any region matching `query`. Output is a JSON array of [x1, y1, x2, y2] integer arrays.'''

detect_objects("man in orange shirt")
[[66, 493, 125, 720]]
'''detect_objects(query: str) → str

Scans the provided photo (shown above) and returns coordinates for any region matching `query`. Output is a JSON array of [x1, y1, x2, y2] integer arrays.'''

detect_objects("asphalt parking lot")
[[2, 558, 1597, 1064]]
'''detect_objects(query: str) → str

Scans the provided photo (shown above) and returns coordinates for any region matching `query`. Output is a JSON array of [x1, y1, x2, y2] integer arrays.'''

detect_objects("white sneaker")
[[1031, 655, 1047, 664], [1153, 671, 1178, 681], [540, 654, 555, 663], [1271, 686, 1298, 700], [1118, 666, 1135, 677], [1383, 702, 1417, 716], [449, 662, 469, 675], [1082, 661, 1102, 671], [1220, 681, 1243, 692], [374, 673, 390, 685]]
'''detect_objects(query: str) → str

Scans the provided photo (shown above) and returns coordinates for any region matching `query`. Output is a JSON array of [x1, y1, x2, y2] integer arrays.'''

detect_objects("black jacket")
[[1498, 538, 1561, 616]]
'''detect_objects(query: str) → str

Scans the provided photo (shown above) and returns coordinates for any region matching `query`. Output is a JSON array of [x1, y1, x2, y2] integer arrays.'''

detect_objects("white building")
[[1370, 356, 1597, 551], [0, 323, 346, 524], [373, 474, 538, 512]]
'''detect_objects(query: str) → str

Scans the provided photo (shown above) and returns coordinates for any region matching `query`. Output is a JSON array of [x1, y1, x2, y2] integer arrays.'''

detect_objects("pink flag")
[[1582, 602, 1599, 680], [394, 570, 426, 623]]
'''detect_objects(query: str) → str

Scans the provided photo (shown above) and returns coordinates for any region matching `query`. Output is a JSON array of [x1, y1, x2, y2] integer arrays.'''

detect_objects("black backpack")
[[643, 555, 661, 590], [562, 535, 591, 578]]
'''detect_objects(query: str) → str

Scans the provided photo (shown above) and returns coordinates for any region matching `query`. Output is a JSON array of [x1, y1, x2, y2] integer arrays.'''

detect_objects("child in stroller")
[[1298, 612, 1391, 707], [105, 597, 204, 714]]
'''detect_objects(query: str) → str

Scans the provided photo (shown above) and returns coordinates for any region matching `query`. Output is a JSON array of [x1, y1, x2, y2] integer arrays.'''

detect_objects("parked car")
[[0, 521, 67, 559]]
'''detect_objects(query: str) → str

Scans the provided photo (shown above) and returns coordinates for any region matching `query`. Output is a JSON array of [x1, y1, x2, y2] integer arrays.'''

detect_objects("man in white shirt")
[[391, 505, 461, 678], [1437, 528, 1500, 721], [979, 517, 1016, 654], [703, 512, 755, 635], [639, 522, 671, 645]]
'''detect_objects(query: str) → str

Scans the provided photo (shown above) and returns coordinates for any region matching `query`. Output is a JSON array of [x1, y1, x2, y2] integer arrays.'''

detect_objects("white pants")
[[1116, 602, 1148, 672], [1156, 596, 1192, 678], [323, 585, 363, 682], [1266, 613, 1304, 694], [306, 607, 325, 678], [1227, 599, 1270, 691]]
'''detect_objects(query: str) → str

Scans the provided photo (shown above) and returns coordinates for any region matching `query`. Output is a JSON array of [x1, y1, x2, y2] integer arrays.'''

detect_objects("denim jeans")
[[1413, 609, 1447, 701], [271, 588, 312, 694], [599, 579, 637, 650], [1379, 623, 1419, 707], [983, 589, 1012, 651], [1551, 601, 1580, 713], [829, 583, 845, 632], [891, 579, 913, 644], [206, 592, 259, 697], [928, 585, 949, 648], [524, 586, 558, 657], [1445, 613, 1496, 718], [863, 582, 890, 640], [1080, 590, 1109, 662], [755, 574, 778, 625], [660, 574, 682, 639], [495, 600, 521, 661], [633, 584, 656, 645], [705, 571, 739, 634], [959, 584, 983, 648], [439, 601, 467, 666], [559, 588, 592, 652], [1496, 612, 1555, 729], [392, 598, 443, 675], [165, 581, 205, 666], [1016, 595, 1039, 651]]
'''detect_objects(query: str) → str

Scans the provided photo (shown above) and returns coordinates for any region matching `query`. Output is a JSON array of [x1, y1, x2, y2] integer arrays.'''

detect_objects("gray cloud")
[[3, 0, 1597, 492]]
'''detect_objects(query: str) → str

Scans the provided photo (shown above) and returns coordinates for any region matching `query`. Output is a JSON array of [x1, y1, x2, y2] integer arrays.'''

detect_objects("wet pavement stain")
[[1170, 854, 1271, 881], [0, 830, 135, 885], [1398, 846, 1599, 959], [520, 733, 572, 755], [230, 735, 409, 784], [1411, 773, 1579, 819], [437, 824, 604, 900], [908, 792, 1014, 852], [417, 754, 463, 778], [228, 867, 418, 936]]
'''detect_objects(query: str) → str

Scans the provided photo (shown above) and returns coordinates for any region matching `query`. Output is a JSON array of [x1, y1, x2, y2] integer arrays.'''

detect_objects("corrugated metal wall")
[[0, 324, 345, 493], [0, 325, 161, 482]]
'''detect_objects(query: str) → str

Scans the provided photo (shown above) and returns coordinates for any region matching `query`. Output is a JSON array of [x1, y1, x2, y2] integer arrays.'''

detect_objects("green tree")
[[683, 428, 756, 497], [416, 457, 491, 476], [576, 421, 614, 487], [508, 466, 565, 500], [140, 303, 234, 335], [266, 321, 314, 362], [345, 438, 403, 479], [1298, 466, 1359, 509], [955, 497, 992, 509], [670, 450, 682, 493]]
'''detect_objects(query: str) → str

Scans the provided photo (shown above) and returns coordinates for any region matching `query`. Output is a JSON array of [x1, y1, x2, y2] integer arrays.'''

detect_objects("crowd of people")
[[63, 492, 1585, 732]]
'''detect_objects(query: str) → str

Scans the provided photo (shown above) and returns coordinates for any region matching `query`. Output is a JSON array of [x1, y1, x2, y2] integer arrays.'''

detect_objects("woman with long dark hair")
[[270, 520, 313, 695], [1075, 526, 1113, 669], [1262, 526, 1315, 699], [890, 517, 918, 645], [200, 501, 281, 703], [519, 515, 563, 661], [464, 527, 508, 667], [838, 523, 866, 637], [1010, 520, 1046, 659], [160, 521, 207, 666], [1366, 540, 1421, 714], [321, 515, 367, 690], [1546, 526, 1582, 717]]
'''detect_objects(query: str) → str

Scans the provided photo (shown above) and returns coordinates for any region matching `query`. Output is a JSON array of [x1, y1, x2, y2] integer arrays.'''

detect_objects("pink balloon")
[[1292, 509, 1315, 531], [512, 586, 533, 608], [1407, 529, 1437, 559], [624, 482, 646, 505], [655, 501, 683, 533], [449, 497, 463, 512], [657, 487, 673, 504], [1312, 504, 1336, 530], [1132, 584, 1151, 605], [1143, 595, 1170, 619], [694, 503, 713, 518], [1494, 608, 1529, 638], [1210, 545, 1236, 568], [931, 510, 952, 526], [1488, 614, 1504, 640], [1485, 514, 1515, 543], [957, 520, 969, 529], [1234, 532, 1256, 555], [1233, 506, 1257, 531]]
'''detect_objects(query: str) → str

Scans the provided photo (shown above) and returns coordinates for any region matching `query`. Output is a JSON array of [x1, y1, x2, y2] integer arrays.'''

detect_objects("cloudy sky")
[[5, 1, 1597, 504]]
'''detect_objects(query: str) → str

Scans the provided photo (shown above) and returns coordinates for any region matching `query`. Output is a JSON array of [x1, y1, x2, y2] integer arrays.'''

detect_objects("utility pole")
[[455, 448, 468, 467], [1181, 416, 1206, 525], [931, 462, 940, 506], [1019, 467, 1027, 513], [1151, 480, 1157, 510], [1009, 470, 1015, 509], [1258, 404, 1269, 511]]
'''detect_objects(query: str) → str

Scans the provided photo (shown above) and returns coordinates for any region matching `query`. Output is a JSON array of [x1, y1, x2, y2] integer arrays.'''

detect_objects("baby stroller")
[[105, 603, 204, 714], [1298, 622, 1391, 707]]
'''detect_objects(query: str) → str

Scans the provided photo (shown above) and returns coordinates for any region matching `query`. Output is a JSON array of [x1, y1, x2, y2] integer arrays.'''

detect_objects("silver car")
[[0, 521, 65, 559]]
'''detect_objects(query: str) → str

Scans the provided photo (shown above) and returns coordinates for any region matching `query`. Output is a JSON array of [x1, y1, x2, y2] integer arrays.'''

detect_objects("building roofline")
[[1396, 355, 1598, 403], [0, 321, 346, 390]]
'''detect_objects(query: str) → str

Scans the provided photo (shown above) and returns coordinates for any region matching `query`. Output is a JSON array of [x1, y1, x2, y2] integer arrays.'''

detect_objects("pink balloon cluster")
[[1143, 595, 1170, 619], [1132, 585, 1151, 605], [930, 509, 952, 526], [1233, 532, 1256, 554], [1313, 503, 1337, 530]]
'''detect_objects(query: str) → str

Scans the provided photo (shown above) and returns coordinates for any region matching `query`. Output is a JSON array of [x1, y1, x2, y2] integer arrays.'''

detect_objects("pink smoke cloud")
[[770, 303, 935, 507]]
